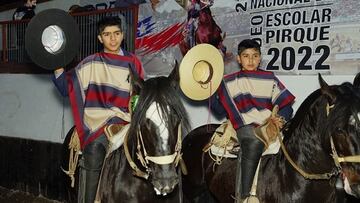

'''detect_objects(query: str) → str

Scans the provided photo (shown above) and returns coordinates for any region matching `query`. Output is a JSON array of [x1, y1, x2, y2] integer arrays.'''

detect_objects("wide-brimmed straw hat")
[[179, 44, 224, 101], [25, 9, 80, 70]]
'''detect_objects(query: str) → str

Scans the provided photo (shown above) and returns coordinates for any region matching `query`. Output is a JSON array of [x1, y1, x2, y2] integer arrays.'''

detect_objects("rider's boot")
[[80, 135, 107, 203], [235, 125, 265, 203], [235, 145, 243, 202]]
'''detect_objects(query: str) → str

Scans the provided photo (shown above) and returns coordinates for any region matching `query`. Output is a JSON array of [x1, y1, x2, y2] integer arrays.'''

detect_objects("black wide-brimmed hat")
[[25, 9, 80, 70]]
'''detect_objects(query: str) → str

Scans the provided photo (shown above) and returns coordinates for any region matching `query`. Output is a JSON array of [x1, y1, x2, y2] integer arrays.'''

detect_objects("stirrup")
[[241, 195, 260, 203]]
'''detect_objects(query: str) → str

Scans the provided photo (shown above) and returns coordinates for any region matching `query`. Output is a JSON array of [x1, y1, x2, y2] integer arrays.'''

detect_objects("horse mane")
[[283, 88, 326, 140], [284, 81, 357, 139], [127, 76, 190, 151]]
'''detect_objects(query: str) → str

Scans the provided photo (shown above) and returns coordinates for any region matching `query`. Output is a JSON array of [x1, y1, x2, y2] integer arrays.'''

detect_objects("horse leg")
[[191, 190, 217, 203], [179, 40, 189, 56], [182, 125, 219, 202]]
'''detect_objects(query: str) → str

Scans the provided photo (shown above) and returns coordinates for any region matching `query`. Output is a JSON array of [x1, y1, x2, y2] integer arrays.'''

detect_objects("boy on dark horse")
[[52, 16, 144, 203], [210, 39, 295, 202]]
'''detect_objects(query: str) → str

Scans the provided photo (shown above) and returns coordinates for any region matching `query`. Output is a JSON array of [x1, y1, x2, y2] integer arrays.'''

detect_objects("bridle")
[[123, 123, 183, 179], [279, 103, 360, 180], [331, 137, 360, 168], [330, 109, 360, 167]]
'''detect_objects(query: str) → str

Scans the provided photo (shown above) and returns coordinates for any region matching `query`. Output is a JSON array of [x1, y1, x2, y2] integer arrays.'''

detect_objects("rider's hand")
[[54, 67, 64, 75]]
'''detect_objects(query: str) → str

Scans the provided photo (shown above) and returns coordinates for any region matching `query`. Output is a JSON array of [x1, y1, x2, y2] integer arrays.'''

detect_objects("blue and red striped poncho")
[[211, 70, 295, 130], [66, 52, 144, 149]]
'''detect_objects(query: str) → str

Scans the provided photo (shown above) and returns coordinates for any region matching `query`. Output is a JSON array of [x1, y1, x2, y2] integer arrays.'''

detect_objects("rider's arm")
[[278, 105, 293, 122], [52, 67, 68, 97], [209, 82, 227, 118]]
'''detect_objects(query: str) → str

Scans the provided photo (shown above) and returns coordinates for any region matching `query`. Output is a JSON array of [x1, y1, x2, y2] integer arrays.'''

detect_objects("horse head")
[[128, 63, 189, 196], [282, 73, 360, 198], [321, 73, 360, 198], [317, 73, 360, 198]]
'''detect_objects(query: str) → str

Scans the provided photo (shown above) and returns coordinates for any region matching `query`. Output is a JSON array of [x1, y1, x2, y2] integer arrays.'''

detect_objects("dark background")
[[0, 0, 50, 12]]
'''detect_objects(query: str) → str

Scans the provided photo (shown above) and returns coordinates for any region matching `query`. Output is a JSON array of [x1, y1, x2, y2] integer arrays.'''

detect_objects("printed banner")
[[233, 0, 360, 75], [85, 0, 360, 75], [135, 0, 187, 76], [136, 0, 360, 75]]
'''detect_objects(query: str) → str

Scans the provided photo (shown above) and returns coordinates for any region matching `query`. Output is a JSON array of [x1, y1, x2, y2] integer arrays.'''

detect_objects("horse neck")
[[282, 111, 335, 172]]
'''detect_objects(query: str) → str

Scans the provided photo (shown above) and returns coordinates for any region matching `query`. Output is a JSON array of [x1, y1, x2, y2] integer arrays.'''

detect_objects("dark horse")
[[179, 0, 227, 57], [95, 66, 190, 202], [182, 75, 360, 203]]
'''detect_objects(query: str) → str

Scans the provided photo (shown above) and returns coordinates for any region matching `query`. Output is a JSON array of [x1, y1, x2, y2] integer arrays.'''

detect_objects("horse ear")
[[129, 65, 144, 95], [353, 72, 360, 88], [318, 73, 336, 104], [168, 60, 180, 87]]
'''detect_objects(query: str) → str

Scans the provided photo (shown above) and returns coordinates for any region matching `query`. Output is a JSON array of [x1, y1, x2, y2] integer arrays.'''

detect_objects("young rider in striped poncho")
[[211, 39, 295, 202]]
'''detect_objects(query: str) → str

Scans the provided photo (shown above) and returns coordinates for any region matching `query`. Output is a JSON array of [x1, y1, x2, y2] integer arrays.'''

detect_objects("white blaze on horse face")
[[349, 113, 360, 126], [146, 102, 169, 151]]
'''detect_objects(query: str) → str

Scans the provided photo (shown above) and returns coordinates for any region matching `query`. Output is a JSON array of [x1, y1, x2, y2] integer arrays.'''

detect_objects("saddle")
[[203, 120, 239, 160], [104, 123, 129, 156], [62, 123, 128, 188], [204, 106, 283, 163]]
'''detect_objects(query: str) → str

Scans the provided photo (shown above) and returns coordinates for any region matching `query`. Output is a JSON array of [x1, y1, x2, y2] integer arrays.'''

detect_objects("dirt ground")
[[0, 186, 64, 203]]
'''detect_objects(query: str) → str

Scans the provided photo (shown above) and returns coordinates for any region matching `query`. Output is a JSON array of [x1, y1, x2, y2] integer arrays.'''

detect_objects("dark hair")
[[237, 39, 261, 55], [97, 16, 122, 35]]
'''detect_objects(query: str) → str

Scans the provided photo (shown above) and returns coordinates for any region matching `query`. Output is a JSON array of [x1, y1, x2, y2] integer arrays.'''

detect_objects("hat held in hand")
[[25, 9, 80, 70], [179, 44, 224, 101]]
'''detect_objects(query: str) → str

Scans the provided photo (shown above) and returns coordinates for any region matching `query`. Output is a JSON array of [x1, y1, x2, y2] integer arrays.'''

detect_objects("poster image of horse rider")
[[179, 0, 232, 60]]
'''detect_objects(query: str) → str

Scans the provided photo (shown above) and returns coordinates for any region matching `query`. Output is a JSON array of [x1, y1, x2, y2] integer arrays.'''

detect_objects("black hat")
[[25, 9, 80, 70]]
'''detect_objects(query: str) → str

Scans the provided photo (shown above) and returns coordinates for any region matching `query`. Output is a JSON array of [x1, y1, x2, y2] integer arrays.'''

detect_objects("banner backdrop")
[[82, 0, 360, 75], [134, 0, 360, 75], [135, 0, 187, 76], [234, 0, 360, 75]]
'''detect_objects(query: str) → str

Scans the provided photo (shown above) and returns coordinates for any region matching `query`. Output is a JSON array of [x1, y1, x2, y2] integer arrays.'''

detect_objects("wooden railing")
[[0, 6, 138, 64]]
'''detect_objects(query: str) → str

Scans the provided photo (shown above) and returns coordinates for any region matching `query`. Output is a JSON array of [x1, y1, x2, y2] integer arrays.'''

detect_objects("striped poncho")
[[67, 52, 144, 148], [212, 70, 295, 130]]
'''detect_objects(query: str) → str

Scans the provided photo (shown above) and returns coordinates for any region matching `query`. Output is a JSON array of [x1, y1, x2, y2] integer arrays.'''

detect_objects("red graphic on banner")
[[135, 22, 186, 55]]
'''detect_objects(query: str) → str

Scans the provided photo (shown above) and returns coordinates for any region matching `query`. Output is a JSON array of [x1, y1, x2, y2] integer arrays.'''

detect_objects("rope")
[[278, 134, 335, 180], [206, 81, 213, 132], [61, 129, 81, 187]]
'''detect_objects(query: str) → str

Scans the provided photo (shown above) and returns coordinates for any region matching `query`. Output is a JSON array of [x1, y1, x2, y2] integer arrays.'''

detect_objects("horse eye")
[[335, 127, 346, 135]]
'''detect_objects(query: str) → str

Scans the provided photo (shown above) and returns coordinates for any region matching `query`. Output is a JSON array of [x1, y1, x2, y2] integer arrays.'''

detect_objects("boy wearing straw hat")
[[211, 39, 295, 202]]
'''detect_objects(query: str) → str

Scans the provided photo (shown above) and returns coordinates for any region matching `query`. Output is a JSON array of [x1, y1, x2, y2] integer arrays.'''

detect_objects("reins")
[[278, 134, 339, 180], [123, 130, 149, 179]]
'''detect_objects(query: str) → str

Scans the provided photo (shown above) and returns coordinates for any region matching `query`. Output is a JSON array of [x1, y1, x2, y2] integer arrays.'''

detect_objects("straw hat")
[[179, 44, 224, 100]]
